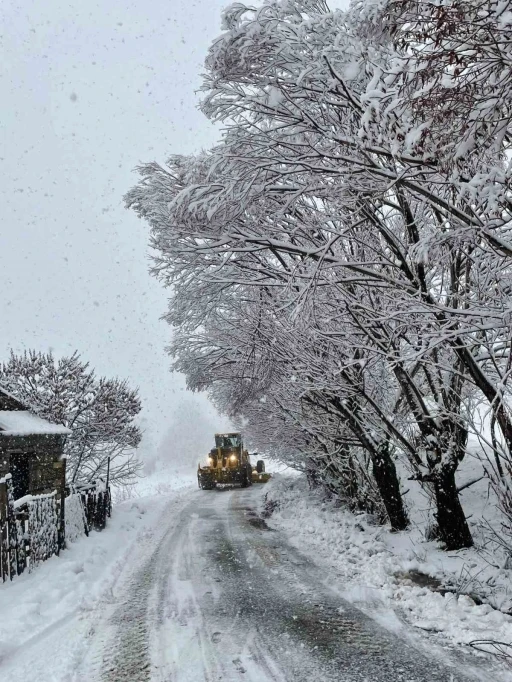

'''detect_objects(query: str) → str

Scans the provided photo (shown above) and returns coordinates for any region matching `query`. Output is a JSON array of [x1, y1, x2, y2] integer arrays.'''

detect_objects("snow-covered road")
[[0, 486, 492, 681]]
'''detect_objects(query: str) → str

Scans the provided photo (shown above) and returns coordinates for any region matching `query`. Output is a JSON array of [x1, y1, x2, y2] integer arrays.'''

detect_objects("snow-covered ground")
[[0, 469, 195, 681], [1, 464, 510, 681], [261, 471, 512, 673]]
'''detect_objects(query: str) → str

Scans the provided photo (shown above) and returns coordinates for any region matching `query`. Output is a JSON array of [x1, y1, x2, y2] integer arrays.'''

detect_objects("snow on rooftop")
[[0, 411, 71, 436]]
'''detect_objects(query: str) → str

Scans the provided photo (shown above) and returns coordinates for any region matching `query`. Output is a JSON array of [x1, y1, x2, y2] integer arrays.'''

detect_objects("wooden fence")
[[68, 482, 112, 535], [0, 475, 111, 582], [0, 475, 63, 581]]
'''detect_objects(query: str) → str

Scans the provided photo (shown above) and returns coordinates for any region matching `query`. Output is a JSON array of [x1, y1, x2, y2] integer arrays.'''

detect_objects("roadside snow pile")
[[262, 474, 512, 658], [116, 466, 196, 501]]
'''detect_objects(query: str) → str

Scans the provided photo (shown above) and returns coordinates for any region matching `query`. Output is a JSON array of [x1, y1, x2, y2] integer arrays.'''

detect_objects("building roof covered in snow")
[[0, 385, 70, 437], [0, 410, 71, 437]]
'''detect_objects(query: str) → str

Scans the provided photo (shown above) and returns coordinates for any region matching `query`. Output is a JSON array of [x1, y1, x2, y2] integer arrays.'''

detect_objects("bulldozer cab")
[[213, 432, 245, 467], [215, 433, 242, 450]]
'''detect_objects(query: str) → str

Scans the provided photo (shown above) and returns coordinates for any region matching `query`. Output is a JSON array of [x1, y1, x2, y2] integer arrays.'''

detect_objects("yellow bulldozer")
[[197, 432, 270, 489]]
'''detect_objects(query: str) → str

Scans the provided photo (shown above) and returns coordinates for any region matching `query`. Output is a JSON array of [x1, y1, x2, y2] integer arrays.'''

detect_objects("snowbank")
[[0, 497, 158, 665], [262, 474, 512, 667], [0, 466, 193, 671], [115, 466, 197, 501]]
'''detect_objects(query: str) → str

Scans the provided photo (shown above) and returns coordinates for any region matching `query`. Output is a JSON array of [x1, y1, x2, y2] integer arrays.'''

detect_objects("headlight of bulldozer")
[[208, 457, 213, 465], [230, 455, 237, 463]]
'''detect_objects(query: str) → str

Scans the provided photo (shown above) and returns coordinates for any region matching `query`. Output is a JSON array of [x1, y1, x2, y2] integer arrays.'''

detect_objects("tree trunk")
[[372, 444, 409, 531], [305, 457, 320, 489], [326, 446, 359, 503], [322, 395, 408, 530], [433, 465, 473, 550]]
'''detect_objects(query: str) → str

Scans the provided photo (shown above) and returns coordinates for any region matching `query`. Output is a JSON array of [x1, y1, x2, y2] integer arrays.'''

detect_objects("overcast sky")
[[1, 0, 233, 464], [1, 0, 350, 469]]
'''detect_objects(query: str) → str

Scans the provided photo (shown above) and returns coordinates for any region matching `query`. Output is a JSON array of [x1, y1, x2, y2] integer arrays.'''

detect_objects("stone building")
[[0, 387, 70, 500]]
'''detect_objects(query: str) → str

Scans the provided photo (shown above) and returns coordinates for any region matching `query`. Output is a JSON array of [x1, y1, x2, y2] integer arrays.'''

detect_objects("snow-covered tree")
[[0, 350, 142, 486], [126, 0, 512, 548]]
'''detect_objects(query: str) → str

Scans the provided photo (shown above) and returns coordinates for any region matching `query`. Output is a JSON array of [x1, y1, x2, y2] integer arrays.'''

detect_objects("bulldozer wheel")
[[256, 460, 265, 474], [241, 468, 250, 488], [241, 465, 252, 488]]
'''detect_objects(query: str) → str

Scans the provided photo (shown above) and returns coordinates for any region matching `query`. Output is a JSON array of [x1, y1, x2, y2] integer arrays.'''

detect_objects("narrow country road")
[[72, 486, 483, 682]]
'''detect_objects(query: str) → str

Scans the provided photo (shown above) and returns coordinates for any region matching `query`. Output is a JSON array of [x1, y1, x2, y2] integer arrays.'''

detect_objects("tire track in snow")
[[100, 555, 154, 682], [81, 495, 191, 682], [150, 504, 253, 682]]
